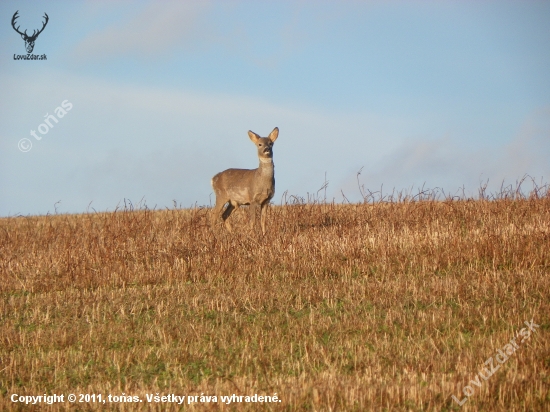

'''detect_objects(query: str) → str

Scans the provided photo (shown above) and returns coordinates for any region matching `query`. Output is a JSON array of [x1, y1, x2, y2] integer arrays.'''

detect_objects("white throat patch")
[[259, 158, 273, 164]]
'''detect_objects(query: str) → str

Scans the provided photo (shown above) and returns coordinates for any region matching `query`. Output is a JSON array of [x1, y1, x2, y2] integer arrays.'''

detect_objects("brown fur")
[[211, 127, 279, 234]]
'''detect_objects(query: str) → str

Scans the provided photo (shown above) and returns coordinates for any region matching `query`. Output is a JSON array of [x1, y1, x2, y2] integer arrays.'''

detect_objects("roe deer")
[[211, 127, 279, 235]]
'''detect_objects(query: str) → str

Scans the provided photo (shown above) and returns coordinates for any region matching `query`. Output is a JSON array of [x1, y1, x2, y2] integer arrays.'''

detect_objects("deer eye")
[[259, 144, 262, 146]]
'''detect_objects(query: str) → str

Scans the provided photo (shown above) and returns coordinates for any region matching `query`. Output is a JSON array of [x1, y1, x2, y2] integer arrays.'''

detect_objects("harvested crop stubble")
[[1, 197, 549, 410]]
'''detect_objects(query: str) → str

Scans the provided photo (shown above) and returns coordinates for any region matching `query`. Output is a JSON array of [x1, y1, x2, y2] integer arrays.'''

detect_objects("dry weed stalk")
[[0, 189, 549, 410]]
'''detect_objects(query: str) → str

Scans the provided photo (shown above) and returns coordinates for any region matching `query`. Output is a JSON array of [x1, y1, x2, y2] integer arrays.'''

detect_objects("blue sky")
[[1, 1, 549, 216]]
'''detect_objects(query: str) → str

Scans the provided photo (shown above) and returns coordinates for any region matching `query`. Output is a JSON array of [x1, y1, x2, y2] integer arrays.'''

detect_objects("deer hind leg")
[[211, 195, 227, 228], [222, 200, 239, 232]]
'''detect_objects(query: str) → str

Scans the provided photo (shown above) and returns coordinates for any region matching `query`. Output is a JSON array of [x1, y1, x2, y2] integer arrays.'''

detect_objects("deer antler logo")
[[12, 11, 49, 54]]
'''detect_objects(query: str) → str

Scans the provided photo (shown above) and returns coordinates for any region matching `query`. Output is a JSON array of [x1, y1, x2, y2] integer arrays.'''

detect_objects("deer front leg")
[[248, 203, 257, 230], [260, 202, 269, 235]]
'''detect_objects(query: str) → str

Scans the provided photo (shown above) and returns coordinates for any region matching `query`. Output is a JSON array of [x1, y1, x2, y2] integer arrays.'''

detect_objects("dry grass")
[[1, 194, 549, 411]]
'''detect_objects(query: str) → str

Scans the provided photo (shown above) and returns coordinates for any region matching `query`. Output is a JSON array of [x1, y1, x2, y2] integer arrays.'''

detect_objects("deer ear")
[[268, 127, 279, 143], [248, 131, 260, 143]]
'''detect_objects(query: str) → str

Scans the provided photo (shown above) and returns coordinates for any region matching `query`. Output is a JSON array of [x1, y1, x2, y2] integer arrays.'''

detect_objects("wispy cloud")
[[505, 107, 550, 178], [344, 107, 550, 199], [4, 64, 548, 214], [73, 2, 214, 60], [0, 69, 399, 214], [71, 1, 323, 68]]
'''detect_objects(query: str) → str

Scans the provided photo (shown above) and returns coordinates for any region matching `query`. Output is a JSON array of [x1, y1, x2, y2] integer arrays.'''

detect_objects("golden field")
[[1, 194, 549, 411]]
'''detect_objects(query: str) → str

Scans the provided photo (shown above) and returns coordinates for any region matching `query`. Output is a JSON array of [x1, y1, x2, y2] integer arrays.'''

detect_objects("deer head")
[[12, 11, 49, 54]]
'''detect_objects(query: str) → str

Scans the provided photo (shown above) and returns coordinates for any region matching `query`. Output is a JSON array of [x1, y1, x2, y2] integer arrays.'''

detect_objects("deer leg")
[[211, 197, 227, 227], [260, 202, 269, 235], [248, 203, 257, 230], [222, 201, 238, 232]]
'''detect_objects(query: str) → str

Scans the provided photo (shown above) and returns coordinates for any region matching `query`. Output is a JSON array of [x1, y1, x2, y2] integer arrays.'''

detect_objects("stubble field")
[[1, 195, 549, 411]]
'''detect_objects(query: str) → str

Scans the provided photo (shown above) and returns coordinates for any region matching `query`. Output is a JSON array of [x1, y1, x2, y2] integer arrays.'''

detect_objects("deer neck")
[[258, 157, 274, 178]]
